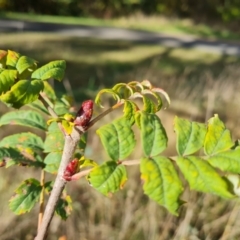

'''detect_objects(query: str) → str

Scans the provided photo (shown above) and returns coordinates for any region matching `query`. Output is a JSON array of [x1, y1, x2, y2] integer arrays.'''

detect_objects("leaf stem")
[[87, 101, 124, 129], [39, 92, 57, 118], [39, 92, 66, 135]]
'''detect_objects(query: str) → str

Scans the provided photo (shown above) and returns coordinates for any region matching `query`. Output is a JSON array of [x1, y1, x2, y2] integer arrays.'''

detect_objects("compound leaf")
[[207, 148, 240, 174], [9, 178, 42, 215], [16, 56, 37, 74], [140, 156, 183, 215], [6, 50, 20, 68], [177, 156, 234, 198], [136, 112, 167, 157], [123, 100, 138, 125], [44, 152, 62, 174], [204, 115, 234, 155], [0, 79, 44, 108], [0, 132, 44, 152], [88, 161, 127, 196], [44, 122, 64, 152], [97, 117, 135, 161], [31, 60, 66, 81], [0, 110, 47, 131], [55, 194, 72, 220], [174, 116, 206, 156], [0, 69, 17, 94]]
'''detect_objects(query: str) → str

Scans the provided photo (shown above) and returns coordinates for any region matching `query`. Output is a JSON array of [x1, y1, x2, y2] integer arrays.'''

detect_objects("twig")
[[38, 169, 45, 232], [87, 101, 124, 129]]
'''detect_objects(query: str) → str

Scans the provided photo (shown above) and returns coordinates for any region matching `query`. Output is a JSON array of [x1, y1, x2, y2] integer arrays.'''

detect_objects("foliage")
[[1, 49, 240, 238], [1, 0, 240, 22]]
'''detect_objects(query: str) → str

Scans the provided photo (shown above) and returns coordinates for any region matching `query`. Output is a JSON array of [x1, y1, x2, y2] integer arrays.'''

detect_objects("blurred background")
[[1, 1, 240, 239]]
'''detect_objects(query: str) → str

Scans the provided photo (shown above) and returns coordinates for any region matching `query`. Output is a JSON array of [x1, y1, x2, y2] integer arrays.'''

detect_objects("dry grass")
[[1, 32, 240, 239]]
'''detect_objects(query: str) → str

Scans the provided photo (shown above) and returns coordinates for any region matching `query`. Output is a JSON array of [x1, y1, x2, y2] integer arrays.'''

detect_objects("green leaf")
[[136, 112, 167, 157], [79, 157, 98, 169], [174, 116, 207, 156], [43, 81, 56, 101], [44, 122, 64, 152], [0, 70, 17, 94], [95, 88, 120, 108], [9, 178, 42, 215], [176, 156, 235, 198], [55, 194, 72, 220], [0, 110, 47, 131], [44, 152, 62, 174], [97, 117, 136, 161], [0, 132, 44, 152], [140, 156, 183, 215], [0, 79, 44, 108], [142, 95, 157, 113], [207, 148, 240, 174], [6, 50, 20, 68], [0, 147, 44, 168], [123, 100, 138, 125], [88, 161, 127, 196], [0, 50, 7, 67], [31, 60, 66, 81], [141, 89, 163, 112], [16, 56, 37, 74], [27, 99, 49, 115], [204, 115, 234, 155]]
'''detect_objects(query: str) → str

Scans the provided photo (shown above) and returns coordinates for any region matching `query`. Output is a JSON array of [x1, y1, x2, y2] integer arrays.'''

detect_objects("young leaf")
[[6, 50, 20, 68], [174, 116, 206, 156], [0, 69, 17, 94], [31, 60, 66, 81], [140, 156, 183, 215], [123, 100, 138, 125], [0, 110, 47, 131], [0, 146, 44, 168], [0, 132, 44, 152], [204, 115, 234, 155], [16, 56, 37, 74], [207, 148, 240, 174], [88, 161, 127, 196], [0, 50, 7, 67], [0, 79, 44, 108], [136, 112, 167, 157], [44, 152, 62, 174], [176, 156, 235, 198], [44, 122, 64, 152], [9, 178, 42, 215], [28, 99, 49, 115], [97, 117, 136, 161], [55, 194, 72, 220]]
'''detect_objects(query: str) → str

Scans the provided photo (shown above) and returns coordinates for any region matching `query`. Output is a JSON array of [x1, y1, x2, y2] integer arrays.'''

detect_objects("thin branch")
[[120, 159, 141, 166], [87, 101, 124, 129], [38, 170, 45, 232], [39, 92, 66, 135]]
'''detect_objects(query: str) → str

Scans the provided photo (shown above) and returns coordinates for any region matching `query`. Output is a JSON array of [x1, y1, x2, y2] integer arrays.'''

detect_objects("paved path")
[[1, 18, 240, 56]]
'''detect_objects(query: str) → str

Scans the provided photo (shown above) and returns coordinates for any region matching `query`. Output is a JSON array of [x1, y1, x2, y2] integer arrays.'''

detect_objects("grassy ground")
[[1, 32, 240, 239], [1, 11, 240, 41]]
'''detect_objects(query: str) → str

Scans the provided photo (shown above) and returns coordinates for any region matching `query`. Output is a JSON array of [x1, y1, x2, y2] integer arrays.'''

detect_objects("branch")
[[35, 126, 83, 240]]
